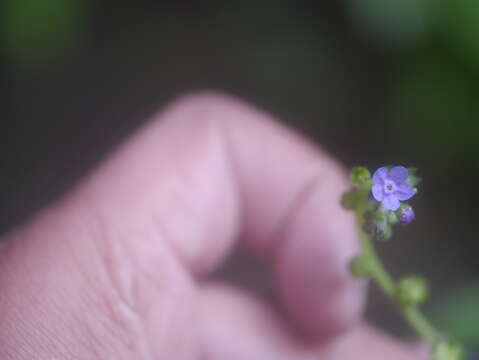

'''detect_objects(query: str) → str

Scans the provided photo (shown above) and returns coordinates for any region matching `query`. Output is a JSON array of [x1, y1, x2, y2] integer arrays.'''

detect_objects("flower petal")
[[371, 184, 384, 201], [388, 166, 409, 184], [383, 194, 400, 210], [372, 167, 388, 185], [396, 183, 415, 201]]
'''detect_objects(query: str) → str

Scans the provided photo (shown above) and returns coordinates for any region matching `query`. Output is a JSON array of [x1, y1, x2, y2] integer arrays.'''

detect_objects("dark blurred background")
[[1, 0, 478, 347]]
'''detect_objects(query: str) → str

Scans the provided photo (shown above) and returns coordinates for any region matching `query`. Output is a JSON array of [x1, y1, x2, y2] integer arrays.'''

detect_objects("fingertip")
[[273, 166, 366, 341]]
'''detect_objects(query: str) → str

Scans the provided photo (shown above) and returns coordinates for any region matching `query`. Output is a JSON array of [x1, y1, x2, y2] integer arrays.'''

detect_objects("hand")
[[0, 93, 424, 359]]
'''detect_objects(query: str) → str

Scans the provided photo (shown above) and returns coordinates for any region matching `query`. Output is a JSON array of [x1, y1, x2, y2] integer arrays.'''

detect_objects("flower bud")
[[399, 206, 415, 224], [349, 254, 372, 278], [341, 189, 359, 210], [406, 168, 422, 186], [432, 340, 465, 360], [387, 211, 399, 225], [350, 167, 371, 187], [396, 275, 428, 306]]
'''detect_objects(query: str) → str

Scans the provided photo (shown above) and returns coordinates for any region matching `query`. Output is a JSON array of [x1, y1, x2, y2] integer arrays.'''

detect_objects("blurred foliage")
[[439, 0, 479, 66], [345, 0, 479, 170], [392, 50, 478, 167], [346, 0, 434, 46], [432, 284, 479, 348], [1, 0, 90, 67]]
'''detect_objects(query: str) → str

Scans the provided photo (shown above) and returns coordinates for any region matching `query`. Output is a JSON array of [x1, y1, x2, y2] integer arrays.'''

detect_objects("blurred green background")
[[1, 0, 478, 349]]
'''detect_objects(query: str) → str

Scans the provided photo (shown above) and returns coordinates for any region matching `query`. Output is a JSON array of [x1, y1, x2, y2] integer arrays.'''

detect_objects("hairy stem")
[[355, 210, 440, 343]]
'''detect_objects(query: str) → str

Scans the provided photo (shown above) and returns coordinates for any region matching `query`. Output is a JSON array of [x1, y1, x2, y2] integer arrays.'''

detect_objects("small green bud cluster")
[[350, 167, 372, 187], [396, 275, 428, 306], [348, 254, 372, 278], [341, 189, 361, 210], [432, 340, 465, 360], [406, 167, 422, 187]]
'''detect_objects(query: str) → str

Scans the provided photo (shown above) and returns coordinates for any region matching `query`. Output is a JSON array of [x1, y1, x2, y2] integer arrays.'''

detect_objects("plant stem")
[[402, 307, 440, 343], [355, 211, 441, 344]]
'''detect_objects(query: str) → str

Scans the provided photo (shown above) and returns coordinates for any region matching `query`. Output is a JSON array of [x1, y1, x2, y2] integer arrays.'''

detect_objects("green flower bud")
[[407, 176, 422, 187], [396, 275, 429, 306], [387, 211, 399, 225], [432, 340, 465, 360], [406, 167, 422, 186], [350, 167, 371, 187], [341, 189, 359, 210], [349, 254, 372, 278], [407, 167, 418, 174]]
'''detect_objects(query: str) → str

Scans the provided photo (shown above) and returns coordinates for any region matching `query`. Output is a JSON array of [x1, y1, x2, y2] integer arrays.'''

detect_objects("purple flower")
[[400, 207, 415, 223], [372, 166, 415, 211]]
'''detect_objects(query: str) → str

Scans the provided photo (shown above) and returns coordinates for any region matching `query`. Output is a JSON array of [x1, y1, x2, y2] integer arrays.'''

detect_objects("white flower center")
[[384, 180, 395, 194]]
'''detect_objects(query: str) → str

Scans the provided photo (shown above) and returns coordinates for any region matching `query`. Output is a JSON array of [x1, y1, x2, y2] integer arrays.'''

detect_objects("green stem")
[[355, 211, 441, 344], [402, 307, 440, 343]]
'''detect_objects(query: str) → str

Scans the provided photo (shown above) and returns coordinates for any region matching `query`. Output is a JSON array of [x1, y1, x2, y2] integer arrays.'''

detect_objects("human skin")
[[0, 93, 424, 359]]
